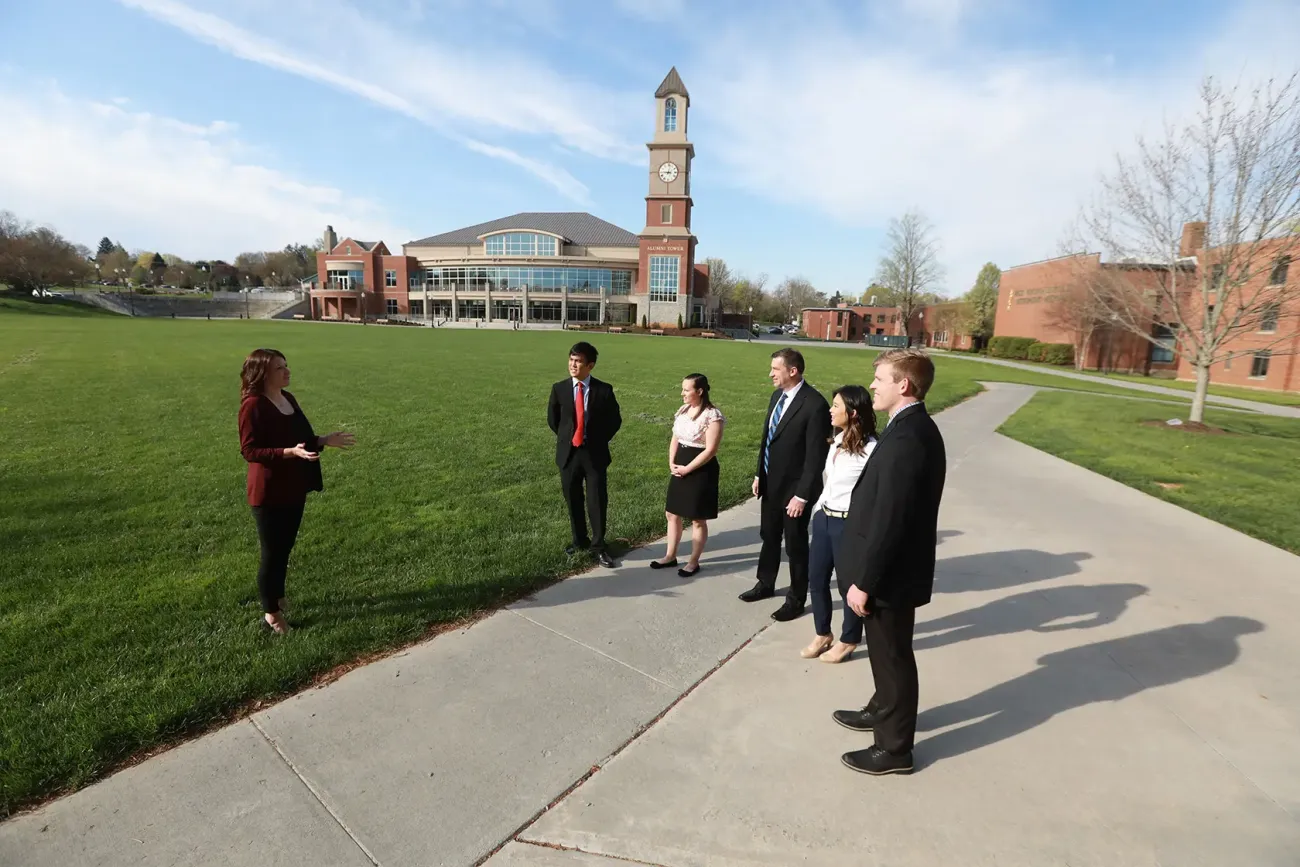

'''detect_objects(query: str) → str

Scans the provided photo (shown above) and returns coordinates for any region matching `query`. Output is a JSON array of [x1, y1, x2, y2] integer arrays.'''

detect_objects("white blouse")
[[672, 405, 725, 447], [812, 432, 878, 513]]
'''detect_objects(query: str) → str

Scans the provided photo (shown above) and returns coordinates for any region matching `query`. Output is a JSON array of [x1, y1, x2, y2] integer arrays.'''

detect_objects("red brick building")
[[310, 68, 716, 328], [994, 222, 1300, 392], [800, 301, 976, 349]]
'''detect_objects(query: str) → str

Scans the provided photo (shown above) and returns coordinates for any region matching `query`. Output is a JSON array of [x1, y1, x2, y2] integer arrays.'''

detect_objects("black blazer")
[[755, 382, 831, 504], [548, 377, 622, 468], [837, 403, 947, 608]]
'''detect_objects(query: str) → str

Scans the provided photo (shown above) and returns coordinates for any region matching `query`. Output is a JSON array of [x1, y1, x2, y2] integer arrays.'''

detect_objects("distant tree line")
[[0, 210, 322, 297]]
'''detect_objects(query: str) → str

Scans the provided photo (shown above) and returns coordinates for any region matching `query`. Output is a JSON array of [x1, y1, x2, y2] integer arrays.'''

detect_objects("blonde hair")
[[874, 348, 935, 399]]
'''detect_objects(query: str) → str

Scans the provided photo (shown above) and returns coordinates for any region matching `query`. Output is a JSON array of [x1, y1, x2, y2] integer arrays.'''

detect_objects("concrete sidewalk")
[[4, 384, 1299, 866]]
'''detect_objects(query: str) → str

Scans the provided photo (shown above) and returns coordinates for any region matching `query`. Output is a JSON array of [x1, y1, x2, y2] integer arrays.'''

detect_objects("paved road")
[[4, 384, 1298, 866]]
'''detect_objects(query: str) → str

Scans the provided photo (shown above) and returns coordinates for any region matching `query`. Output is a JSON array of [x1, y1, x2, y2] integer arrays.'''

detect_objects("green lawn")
[[0, 298, 1216, 813], [999, 391, 1300, 555]]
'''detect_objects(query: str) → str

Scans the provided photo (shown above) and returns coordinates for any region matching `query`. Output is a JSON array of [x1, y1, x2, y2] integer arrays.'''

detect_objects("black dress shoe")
[[770, 601, 805, 622], [565, 543, 589, 556], [738, 584, 775, 603], [841, 745, 913, 775], [649, 558, 678, 570], [832, 707, 877, 732], [596, 551, 616, 568]]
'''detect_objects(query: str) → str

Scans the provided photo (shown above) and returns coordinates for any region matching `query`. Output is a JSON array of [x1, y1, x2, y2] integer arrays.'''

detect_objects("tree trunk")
[[1190, 362, 1211, 424]]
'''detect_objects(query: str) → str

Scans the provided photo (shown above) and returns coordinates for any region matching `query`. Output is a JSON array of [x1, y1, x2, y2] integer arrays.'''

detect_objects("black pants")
[[560, 448, 608, 550], [251, 501, 305, 614], [756, 493, 812, 605], [863, 604, 919, 754]]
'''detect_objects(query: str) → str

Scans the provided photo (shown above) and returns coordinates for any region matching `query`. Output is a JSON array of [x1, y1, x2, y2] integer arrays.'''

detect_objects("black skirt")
[[665, 444, 720, 520]]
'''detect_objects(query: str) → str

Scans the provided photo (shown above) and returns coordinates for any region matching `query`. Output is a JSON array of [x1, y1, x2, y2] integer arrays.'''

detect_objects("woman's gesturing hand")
[[322, 431, 356, 449], [285, 443, 320, 461]]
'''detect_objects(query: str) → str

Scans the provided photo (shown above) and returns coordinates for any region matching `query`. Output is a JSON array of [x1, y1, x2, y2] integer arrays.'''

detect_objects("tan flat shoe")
[[820, 641, 856, 663], [800, 635, 834, 659]]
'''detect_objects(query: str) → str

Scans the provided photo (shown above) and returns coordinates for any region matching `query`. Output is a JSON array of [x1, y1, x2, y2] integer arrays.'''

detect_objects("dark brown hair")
[[832, 385, 877, 455], [241, 348, 285, 398], [770, 347, 806, 376], [875, 347, 935, 399], [684, 372, 715, 415]]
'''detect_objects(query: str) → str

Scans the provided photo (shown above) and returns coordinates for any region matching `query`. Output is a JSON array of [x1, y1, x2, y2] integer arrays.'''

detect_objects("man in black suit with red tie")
[[834, 348, 947, 776], [548, 342, 621, 569], [739, 348, 832, 621]]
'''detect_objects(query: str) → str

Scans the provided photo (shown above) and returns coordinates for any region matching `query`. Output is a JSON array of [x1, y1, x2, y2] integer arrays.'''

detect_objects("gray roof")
[[656, 67, 689, 100], [408, 212, 640, 248]]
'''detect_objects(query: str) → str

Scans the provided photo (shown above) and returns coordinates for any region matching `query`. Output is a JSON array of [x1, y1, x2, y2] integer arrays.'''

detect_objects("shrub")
[[1042, 343, 1075, 365], [677, 313, 684, 330], [641, 314, 648, 329], [1025, 342, 1047, 362], [989, 336, 1038, 359]]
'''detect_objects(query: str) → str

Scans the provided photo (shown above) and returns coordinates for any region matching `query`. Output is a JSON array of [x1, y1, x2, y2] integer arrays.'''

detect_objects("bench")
[[650, 328, 665, 335], [608, 326, 625, 333], [375, 318, 389, 325], [292, 314, 306, 320], [565, 324, 585, 330], [700, 331, 717, 338]]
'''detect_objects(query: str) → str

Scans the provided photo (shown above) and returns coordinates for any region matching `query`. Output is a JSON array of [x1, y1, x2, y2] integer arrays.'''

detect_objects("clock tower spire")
[[638, 66, 697, 326]]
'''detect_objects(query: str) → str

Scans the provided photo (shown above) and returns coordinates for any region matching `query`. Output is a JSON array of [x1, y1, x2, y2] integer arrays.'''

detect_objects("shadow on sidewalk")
[[914, 583, 1149, 650], [935, 549, 1092, 593], [916, 616, 1265, 766]]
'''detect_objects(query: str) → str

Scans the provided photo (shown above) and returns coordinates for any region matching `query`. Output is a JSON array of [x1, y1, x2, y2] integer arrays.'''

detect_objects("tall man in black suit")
[[739, 348, 832, 622], [548, 342, 622, 569], [834, 348, 947, 776]]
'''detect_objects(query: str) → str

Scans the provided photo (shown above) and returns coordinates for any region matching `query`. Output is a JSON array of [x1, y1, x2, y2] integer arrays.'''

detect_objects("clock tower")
[[638, 67, 697, 327]]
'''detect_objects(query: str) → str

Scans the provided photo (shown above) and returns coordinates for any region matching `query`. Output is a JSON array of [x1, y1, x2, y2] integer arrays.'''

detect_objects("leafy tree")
[[962, 263, 1000, 345]]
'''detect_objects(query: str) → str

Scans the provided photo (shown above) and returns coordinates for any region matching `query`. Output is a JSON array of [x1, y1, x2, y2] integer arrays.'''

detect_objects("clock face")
[[658, 162, 679, 183]]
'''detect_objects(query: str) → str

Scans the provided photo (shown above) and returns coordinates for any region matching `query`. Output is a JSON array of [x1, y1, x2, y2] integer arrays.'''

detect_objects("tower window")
[[660, 203, 672, 224], [664, 97, 677, 133]]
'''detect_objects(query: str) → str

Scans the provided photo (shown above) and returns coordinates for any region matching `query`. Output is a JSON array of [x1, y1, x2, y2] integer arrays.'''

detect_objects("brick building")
[[800, 301, 976, 349], [994, 221, 1300, 391], [311, 68, 715, 328]]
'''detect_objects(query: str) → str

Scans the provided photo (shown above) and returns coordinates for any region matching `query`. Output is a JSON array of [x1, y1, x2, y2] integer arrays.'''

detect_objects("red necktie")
[[572, 382, 585, 447]]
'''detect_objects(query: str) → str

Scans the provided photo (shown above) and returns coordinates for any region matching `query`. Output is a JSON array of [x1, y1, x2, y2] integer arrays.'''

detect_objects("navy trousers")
[[808, 509, 864, 643]]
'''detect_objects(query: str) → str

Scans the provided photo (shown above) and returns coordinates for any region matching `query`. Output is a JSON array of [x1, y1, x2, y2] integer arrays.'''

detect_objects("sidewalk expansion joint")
[[515, 837, 677, 866], [509, 610, 676, 689], [248, 717, 384, 867], [473, 624, 772, 866]]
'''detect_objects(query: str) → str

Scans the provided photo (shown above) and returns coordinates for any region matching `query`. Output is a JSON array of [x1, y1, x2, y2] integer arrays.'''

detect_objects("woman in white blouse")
[[802, 385, 878, 663], [652, 373, 725, 578]]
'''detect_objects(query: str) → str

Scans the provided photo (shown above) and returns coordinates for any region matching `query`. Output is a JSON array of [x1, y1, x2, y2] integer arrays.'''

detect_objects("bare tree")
[[773, 276, 826, 324], [875, 210, 945, 341], [1043, 269, 1119, 370], [1075, 74, 1300, 422]]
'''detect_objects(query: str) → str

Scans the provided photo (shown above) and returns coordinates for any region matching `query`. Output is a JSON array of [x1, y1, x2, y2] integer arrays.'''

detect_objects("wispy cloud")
[[0, 78, 407, 258], [695, 2, 1300, 291], [117, 0, 640, 202]]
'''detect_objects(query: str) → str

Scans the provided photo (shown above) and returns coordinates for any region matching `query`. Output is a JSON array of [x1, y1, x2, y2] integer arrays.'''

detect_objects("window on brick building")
[[409, 300, 424, 315], [385, 269, 396, 287], [1211, 263, 1225, 289], [1260, 303, 1280, 332], [386, 299, 398, 315], [1250, 351, 1271, 378], [409, 275, 419, 290], [661, 203, 672, 224], [877, 314, 886, 323], [1268, 256, 1290, 286], [1150, 324, 1177, 364]]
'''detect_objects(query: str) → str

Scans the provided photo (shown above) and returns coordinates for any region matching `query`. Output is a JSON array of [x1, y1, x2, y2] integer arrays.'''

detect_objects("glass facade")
[[457, 299, 486, 319], [491, 299, 523, 320], [664, 97, 677, 132], [484, 232, 558, 256], [327, 268, 364, 290], [409, 300, 424, 315], [606, 303, 634, 324], [424, 265, 632, 295], [649, 255, 679, 302]]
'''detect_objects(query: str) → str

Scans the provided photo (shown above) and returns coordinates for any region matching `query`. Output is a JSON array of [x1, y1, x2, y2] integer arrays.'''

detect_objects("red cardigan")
[[238, 391, 325, 506]]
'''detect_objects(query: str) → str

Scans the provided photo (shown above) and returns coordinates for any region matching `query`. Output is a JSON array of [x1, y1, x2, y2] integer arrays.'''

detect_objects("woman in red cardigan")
[[238, 348, 354, 634]]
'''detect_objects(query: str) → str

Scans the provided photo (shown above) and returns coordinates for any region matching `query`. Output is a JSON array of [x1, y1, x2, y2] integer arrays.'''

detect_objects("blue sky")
[[3, 0, 1299, 296]]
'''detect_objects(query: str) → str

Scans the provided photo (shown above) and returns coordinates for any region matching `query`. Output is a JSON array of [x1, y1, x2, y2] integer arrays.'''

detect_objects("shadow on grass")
[[917, 616, 1264, 766]]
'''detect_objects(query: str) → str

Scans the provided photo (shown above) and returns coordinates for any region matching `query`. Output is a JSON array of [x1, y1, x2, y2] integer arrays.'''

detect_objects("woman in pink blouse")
[[651, 373, 725, 577]]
